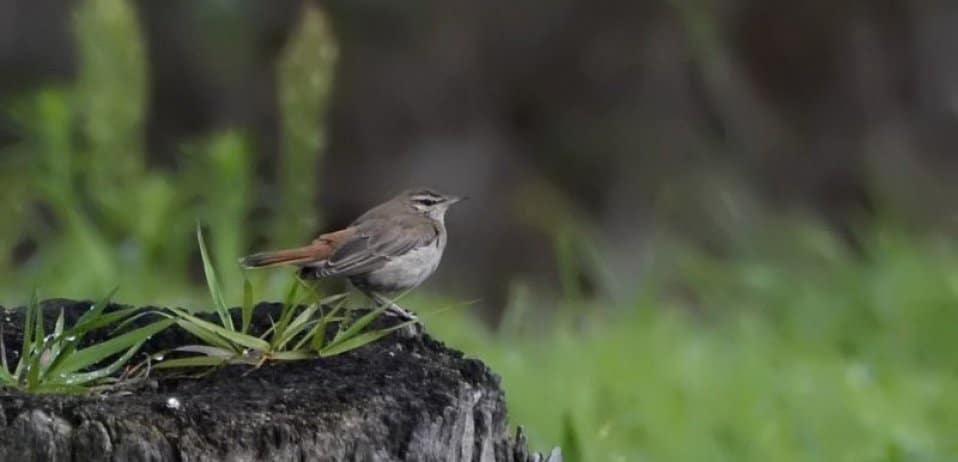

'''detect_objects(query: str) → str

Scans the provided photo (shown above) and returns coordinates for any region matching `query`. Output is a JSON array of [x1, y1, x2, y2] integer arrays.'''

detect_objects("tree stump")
[[0, 300, 559, 462]]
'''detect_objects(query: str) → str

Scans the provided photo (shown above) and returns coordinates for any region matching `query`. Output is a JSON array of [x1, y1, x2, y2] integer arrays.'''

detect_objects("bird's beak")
[[447, 195, 468, 205]]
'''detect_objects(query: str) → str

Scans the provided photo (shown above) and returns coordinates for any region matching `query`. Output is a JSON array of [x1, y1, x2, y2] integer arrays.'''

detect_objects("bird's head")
[[398, 188, 467, 221]]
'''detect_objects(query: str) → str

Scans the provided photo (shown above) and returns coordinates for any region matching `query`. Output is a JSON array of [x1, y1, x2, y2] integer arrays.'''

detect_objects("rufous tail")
[[239, 246, 321, 268]]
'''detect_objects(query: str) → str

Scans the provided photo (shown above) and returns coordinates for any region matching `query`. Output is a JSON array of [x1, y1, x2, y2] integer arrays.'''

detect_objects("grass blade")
[[0, 365, 15, 385], [308, 302, 344, 351], [33, 297, 44, 348], [15, 295, 36, 379], [169, 307, 271, 352], [293, 320, 321, 351], [27, 298, 45, 389], [175, 319, 236, 351], [197, 224, 234, 330], [107, 309, 162, 335], [75, 307, 141, 335], [42, 308, 148, 383], [155, 356, 228, 369], [0, 323, 14, 385], [269, 350, 314, 361], [0, 324, 10, 381], [274, 304, 318, 350], [320, 321, 414, 356], [73, 288, 119, 331], [241, 277, 254, 334], [272, 279, 302, 343], [41, 340, 77, 382], [168, 345, 237, 359], [61, 341, 144, 386], [53, 309, 65, 338], [325, 306, 389, 350], [48, 319, 174, 377]]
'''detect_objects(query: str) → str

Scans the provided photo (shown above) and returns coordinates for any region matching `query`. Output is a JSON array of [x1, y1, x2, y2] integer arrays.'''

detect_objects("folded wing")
[[317, 219, 438, 278]]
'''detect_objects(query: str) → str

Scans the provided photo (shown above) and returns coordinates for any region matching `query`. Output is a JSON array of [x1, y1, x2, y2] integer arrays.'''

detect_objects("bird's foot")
[[368, 292, 418, 321], [378, 304, 421, 337], [385, 303, 418, 322], [368, 293, 423, 337]]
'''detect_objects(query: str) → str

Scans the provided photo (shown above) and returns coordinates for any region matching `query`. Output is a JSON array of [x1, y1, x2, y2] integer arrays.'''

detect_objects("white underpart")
[[364, 237, 445, 292]]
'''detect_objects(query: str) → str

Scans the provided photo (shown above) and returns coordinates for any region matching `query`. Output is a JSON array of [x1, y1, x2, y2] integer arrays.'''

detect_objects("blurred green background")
[[2, 0, 958, 460]]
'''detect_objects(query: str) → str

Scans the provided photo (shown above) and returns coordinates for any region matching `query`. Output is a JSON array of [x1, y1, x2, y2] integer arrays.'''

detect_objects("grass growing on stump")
[[152, 226, 415, 369], [0, 291, 172, 393], [0, 227, 416, 393]]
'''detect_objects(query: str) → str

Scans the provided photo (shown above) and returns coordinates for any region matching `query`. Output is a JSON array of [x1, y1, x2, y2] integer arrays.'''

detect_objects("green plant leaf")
[[53, 309, 65, 338], [86, 306, 142, 331], [169, 307, 270, 352], [269, 350, 314, 361], [42, 305, 139, 381], [315, 292, 349, 306], [61, 340, 144, 386], [560, 412, 584, 462], [74, 288, 119, 331], [274, 304, 318, 350], [155, 356, 229, 369], [0, 324, 10, 381], [293, 320, 321, 351], [273, 279, 302, 343], [325, 306, 389, 350], [106, 309, 161, 335], [34, 300, 44, 345], [16, 294, 37, 379], [13, 292, 36, 377], [48, 318, 173, 377], [320, 321, 413, 357], [41, 342, 74, 381], [241, 277, 254, 334], [168, 345, 237, 359], [0, 360, 15, 385], [174, 319, 236, 351], [27, 297, 45, 388], [197, 224, 234, 330], [40, 340, 77, 383], [306, 302, 345, 351]]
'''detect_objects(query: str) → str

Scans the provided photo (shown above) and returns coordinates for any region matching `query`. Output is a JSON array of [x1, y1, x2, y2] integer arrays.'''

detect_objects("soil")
[[0, 299, 555, 462]]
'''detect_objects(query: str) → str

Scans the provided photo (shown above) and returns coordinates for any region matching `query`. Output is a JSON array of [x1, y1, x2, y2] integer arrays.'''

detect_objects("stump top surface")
[[0, 299, 518, 462]]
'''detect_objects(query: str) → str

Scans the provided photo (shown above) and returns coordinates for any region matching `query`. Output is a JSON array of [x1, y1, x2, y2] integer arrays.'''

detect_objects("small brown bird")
[[240, 188, 465, 320]]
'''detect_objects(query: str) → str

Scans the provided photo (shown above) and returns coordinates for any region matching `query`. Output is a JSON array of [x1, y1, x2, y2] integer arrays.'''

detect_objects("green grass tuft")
[[0, 291, 172, 394], [157, 226, 414, 369]]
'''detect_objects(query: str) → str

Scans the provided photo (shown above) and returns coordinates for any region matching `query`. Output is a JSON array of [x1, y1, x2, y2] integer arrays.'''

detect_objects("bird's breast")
[[358, 241, 445, 292]]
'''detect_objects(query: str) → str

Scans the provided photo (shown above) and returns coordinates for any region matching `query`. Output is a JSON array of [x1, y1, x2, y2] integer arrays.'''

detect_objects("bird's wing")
[[316, 219, 438, 278]]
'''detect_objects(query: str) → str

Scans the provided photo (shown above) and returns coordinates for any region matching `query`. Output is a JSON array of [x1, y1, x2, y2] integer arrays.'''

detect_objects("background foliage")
[[1, 0, 957, 460]]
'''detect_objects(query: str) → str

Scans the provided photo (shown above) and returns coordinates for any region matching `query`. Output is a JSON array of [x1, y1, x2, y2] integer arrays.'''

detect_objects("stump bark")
[[0, 300, 559, 462]]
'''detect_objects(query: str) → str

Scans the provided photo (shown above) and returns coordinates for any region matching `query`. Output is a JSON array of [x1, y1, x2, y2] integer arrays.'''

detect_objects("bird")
[[239, 188, 465, 320]]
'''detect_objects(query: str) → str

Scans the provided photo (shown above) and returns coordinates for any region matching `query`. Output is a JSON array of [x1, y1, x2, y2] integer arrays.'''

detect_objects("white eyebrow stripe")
[[411, 193, 442, 202]]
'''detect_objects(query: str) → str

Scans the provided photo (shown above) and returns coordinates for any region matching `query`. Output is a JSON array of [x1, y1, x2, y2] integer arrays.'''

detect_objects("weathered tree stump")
[[0, 300, 559, 462]]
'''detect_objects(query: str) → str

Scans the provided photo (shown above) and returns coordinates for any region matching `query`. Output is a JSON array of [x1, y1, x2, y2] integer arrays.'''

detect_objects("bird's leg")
[[374, 292, 419, 322], [362, 290, 418, 322]]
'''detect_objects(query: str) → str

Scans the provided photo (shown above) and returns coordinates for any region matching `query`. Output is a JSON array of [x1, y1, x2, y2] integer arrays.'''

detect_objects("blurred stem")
[[668, 0, 722, 60], [30, 89, 117, 290], [32, 90, 75, 211], [74, 0, 148, 227], [203, 132, 252, 299], [554, 227, 584, 302], [274, 4, 338, 246]]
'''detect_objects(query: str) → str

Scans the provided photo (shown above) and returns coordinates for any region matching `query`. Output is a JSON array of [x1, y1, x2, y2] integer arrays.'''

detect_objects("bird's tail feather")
[[239, 246, 320, 268]]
